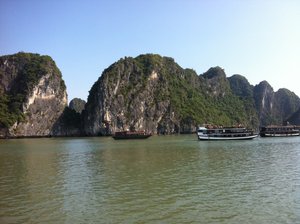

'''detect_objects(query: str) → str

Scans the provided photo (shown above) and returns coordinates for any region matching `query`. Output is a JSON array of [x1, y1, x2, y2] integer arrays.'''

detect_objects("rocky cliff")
[[69, 98, 86, 113], [0, 52, 67, 137], [286, 107, 300, 125], [1, 52, 299, 137], [228, 75, 260, 127], [229, 76, 300, 126], [50, 98, 86, 137], [253, 81, 300, 126], [83, 54, 256, 135]]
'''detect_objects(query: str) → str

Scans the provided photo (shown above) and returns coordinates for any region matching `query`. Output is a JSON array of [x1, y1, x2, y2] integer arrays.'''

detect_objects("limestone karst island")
[[1, 52, 300, 138]]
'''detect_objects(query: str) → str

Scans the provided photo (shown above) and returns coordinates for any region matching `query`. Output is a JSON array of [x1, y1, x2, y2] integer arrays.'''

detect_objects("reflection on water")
[[0, 136, 300, 223]]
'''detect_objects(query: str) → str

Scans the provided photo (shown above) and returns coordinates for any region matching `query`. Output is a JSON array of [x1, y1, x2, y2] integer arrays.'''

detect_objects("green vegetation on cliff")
[[0, 94, 24, 127], [0, 52, 66, 128], [85, 54, 259, 135], [228, 75, 259, 127], [2, 52, 298, 136], [69, 98, 86, 114], [86, 53, 300, 135]]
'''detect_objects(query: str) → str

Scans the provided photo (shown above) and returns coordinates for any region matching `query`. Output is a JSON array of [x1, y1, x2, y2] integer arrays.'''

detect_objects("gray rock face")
[[83, 55, 178, 135], [69, 98, 86, 113], [2, 52, 299, 138], [83, 55, 251, 135], [229, 76, 300, 126], [254, 81, 300, 125], [286, 107, 300, 125], [0, 52, 67, 137], [13, 73, 67, 136], [83, 54, 300, 136]]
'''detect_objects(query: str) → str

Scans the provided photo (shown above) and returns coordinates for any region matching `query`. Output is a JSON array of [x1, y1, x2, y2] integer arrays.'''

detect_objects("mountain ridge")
[[1, 52, 299, 137], [83, 54, 300, 135]]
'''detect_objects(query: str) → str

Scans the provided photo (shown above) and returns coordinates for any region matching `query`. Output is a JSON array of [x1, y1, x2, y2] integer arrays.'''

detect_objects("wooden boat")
[[197, 125, 258, 140], [112, 131, 152, 140], [260, 125, 300, 137]]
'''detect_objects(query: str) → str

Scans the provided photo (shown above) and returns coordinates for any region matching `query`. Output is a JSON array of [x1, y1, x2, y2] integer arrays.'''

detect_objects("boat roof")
[[198, 126, 246, 130]]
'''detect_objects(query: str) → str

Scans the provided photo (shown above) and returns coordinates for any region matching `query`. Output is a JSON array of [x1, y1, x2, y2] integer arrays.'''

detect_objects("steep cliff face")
[[275, 88, 300, 122], [228, 75, 259, 127], [253, 81, 300, 125], [69, 98, 86, 113], [83, 55, 181, 135], [200, 69, 253, 128], [254, 81, 276, 125], [2, 52, 297, 137], [83, 54, 253, 135], [0, 52, 67, 137], [202, 67, 231, 97], [228, 74, 254, 98], [286, 107, 300, 125], [50, 98, 86, 137]]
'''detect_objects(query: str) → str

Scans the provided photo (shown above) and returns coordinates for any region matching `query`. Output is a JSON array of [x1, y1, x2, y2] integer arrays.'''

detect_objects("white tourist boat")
[[197, 125, 258, 140]]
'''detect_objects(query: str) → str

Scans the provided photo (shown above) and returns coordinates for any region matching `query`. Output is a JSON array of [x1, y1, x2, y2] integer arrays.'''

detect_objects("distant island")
[[1, 52, 300, 138]]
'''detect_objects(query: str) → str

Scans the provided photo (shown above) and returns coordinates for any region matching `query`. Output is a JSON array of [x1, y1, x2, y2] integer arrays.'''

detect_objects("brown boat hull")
[[112, 131, 152, 140], [112, 134, 151, 140]]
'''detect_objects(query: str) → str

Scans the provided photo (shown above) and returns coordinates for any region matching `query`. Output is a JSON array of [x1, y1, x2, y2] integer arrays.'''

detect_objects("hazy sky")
[[1, 0, 300, 102]]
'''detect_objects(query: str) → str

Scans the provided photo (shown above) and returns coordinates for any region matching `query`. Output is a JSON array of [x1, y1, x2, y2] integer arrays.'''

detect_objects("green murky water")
[[1, 135, 300, 223]]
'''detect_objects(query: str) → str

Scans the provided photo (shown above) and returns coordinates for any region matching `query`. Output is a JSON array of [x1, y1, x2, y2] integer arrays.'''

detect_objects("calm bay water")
[[0, 135, 300, 224]]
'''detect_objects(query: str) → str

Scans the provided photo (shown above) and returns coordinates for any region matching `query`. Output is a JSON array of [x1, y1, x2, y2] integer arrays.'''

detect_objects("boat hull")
[[260, 133, 299, 137], [112, 134, 151, 140], [197, 134, 258, 141]]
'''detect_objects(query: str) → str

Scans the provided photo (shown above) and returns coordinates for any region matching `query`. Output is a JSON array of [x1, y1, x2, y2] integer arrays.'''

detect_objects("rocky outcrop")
[[0, 52, 67, 138], [228, 75, 259, 127], [253, 81, 300, 125], [228, 74, 254, 98], [69, 98, 86, 113], [1, 52, 299, 137], [83, 54, 300, 136], [51, 107, 82, 137], [50, 98, 86, 137], [83, 54, 254, 135], [275, 89, 300, 122], [228, 74, 300, 127], [286, 107, 300, 125], [202, 67, 231, 97], [83, 55, 181, 135]]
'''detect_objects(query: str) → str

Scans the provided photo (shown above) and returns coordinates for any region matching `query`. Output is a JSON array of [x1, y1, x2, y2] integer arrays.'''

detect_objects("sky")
[[1, 0, 300, 102]]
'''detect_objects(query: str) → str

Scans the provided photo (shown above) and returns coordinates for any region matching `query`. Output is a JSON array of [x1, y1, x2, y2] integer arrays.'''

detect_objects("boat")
[[197, 125, 258, 140], [260, 125, 300, 137], [112, 130, 152, 140]]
